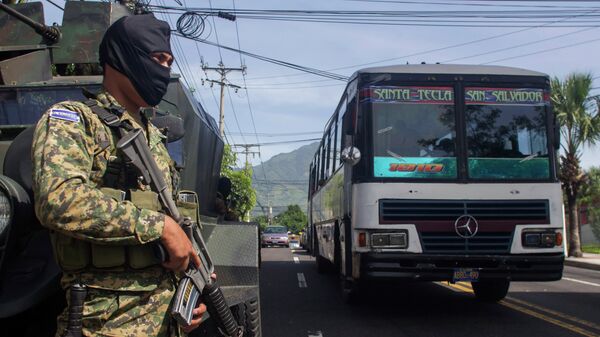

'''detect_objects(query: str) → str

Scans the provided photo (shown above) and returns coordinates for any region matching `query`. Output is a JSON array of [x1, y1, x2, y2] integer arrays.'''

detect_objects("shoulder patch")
[[49, 108, 80, 123]]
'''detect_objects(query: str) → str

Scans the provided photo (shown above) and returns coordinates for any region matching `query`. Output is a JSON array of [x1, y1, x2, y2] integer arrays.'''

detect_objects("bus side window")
[[309, 163, 314, 196], [324, 133, 331, 181], [321, 144, 326, 182], [329, 124, 336, 174], [343, 97, 356, 147], [338, 111, 344, 163]]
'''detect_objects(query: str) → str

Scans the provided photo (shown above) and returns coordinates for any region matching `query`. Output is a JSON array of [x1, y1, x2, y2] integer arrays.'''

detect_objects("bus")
[[307, 64, 565, 302]]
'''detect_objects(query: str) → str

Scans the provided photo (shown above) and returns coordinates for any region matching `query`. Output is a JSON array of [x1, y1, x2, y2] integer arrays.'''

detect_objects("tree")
[[220, 145, 257, 221], [551, 72, 600, 257], [579, 167, 600, 242], [252, 215, 269, 232], [273, 205, 307, 234]]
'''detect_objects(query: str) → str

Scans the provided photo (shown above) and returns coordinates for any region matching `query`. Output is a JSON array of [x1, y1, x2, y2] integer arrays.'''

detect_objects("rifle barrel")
[[0, 3, 61, 43]]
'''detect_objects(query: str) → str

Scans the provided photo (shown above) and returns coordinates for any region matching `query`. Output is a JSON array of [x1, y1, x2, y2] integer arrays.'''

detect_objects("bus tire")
[[232, 297, 262, 337], [472, 280, 510, 302], [333, 223, 341, 273], [340, 277, 363, 305]]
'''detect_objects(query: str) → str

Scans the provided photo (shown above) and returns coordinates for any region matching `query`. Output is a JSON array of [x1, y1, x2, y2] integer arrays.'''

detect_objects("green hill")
[[252, 142, 319, 216]]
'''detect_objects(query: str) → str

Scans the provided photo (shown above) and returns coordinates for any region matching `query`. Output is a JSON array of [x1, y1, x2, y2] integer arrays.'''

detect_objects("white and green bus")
[[308, 64, 565, 302]]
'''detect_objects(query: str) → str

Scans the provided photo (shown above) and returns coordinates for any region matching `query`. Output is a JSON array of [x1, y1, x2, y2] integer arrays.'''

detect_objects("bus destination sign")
[[362, 86, 454, 104], [465, 87, 547, 105]]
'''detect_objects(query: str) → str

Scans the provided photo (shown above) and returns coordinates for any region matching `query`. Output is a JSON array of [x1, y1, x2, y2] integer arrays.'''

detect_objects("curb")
[[564, 259, 600, 272]]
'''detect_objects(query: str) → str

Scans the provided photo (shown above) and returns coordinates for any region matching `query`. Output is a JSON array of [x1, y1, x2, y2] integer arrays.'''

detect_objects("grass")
[[582, 245, 600, 254]]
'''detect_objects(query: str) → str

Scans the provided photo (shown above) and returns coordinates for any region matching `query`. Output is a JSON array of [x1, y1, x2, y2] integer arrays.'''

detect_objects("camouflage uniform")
[[32, 91, 181, 337]]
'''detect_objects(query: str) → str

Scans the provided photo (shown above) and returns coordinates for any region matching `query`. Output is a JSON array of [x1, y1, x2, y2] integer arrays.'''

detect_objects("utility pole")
[[232, 143, 260, 167], [202, 62, 245, 137], [232, 143, 260, 222]]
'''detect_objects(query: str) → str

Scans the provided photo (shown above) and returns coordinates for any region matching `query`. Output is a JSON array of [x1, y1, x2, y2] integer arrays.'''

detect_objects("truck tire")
[[232, 297, 262, 337], [472, 280, 510, 302]]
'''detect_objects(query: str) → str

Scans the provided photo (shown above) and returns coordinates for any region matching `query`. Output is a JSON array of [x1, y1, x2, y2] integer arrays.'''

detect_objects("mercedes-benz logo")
[[454, 215, 479, 239]]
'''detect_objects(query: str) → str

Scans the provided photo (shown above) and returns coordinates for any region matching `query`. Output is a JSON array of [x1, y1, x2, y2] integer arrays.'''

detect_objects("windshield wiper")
[[377, 126, 393, 134], [386, 150, 405, 161], [520, 153, 539, 162]]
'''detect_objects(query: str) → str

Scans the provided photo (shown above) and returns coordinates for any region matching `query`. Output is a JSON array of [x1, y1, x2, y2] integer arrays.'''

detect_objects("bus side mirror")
[[341, 146, 361, 166]]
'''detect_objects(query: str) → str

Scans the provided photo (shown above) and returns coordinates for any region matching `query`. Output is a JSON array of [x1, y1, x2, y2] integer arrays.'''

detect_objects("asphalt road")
[[259, 247, 600, 337]]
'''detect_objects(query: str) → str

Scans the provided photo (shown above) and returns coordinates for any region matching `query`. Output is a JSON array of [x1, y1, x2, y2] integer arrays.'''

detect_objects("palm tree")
[[551, 72, 600, 257]]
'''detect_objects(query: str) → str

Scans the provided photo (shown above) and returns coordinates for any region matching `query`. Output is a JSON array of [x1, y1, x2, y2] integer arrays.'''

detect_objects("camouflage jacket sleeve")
[[32, 101, 165, 245]]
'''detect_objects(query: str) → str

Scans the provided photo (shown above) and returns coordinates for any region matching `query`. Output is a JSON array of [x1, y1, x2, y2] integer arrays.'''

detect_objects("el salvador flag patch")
[[49, 109, 80, 123]]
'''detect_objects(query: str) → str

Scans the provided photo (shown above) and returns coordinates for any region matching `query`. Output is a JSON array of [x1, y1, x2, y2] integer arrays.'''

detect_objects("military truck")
[[0, 1, 260, 336]]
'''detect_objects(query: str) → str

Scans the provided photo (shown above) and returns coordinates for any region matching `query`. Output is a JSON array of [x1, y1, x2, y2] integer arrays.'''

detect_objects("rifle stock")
[[117, 128, 243, 337]]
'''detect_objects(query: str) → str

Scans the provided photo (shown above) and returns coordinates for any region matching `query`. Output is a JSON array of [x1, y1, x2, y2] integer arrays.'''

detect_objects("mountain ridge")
[[251, 142, 318, 216]]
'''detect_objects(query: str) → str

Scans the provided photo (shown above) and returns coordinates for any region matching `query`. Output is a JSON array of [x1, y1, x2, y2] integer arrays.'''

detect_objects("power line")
[[231, 0, 271, 208], [443, 26, 598, 63], [482, 35, 600, 64], [153, 6, 600, 27], [343, 0, 600, 9], [244, 83, 346, 90], [45, 0, 64, 11], [228, 131, 322, 137], [240, 138, 321, 146], [207, 0, 224, 62], [243, 17, 591, 82], [174, 33, 348, 81], [226, 85, 247, 145]]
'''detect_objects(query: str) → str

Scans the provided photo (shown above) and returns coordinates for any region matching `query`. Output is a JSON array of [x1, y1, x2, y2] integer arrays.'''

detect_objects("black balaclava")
[[99, 14, 172, 106]]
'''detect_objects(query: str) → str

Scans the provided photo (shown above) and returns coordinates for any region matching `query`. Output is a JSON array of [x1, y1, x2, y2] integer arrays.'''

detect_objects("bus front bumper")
[[360, 253, 564, 282]]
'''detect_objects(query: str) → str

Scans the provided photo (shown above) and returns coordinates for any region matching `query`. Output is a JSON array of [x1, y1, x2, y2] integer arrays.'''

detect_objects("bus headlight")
[[522, 230, 561, 248], [371, 231, 408, 249]]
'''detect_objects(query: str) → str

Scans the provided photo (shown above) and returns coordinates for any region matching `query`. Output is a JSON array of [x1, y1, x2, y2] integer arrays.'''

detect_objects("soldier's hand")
[[182, 303, 207, 333], [181, 273, 217, 333], [160, 216, 202, 272]]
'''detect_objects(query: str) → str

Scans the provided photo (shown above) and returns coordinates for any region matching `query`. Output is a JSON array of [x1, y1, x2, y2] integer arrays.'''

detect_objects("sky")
[[42, 0, 600, 169]]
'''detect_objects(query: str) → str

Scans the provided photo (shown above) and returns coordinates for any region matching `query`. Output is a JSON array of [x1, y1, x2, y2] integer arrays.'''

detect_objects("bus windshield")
[[369, 86, 457, 179], [465, 87, 549, 180]]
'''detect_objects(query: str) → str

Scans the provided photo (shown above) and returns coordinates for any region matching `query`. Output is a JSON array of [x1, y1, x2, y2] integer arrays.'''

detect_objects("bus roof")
[[352, 64, 547, 78]]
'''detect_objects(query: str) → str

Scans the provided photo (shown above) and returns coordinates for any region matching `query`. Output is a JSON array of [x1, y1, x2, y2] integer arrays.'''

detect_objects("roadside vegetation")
[[253, 204, 307, 233], [582, 245, 600, 254], [221, 145, 257, 221], [580, 167, 600, 247], [551, 72, 600, 257]]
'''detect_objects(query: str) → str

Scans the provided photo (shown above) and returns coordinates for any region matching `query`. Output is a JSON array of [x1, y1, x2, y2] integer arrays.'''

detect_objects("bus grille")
[[379, 199, 549, 222], [420, 232, 513, 254]]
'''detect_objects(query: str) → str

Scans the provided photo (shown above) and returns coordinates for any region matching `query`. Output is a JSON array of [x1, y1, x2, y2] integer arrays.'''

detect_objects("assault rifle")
[[117, 128, 243, 337]]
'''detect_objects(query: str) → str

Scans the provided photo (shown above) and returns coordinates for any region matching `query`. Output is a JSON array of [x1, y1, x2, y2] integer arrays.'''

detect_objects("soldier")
[[32, 14, 205, 336]]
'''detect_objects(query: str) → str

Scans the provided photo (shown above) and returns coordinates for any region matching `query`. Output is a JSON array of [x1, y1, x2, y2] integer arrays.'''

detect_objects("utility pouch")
[[130, 189, 160, 211], [99, 187, 126, 202], [128, 189, 162, 269], [88, 188, 127, 269], [176, 190, 200, 224], [91, 244, 126, 269], [51, 232, 90, 271], [128, 245, 160, 269]]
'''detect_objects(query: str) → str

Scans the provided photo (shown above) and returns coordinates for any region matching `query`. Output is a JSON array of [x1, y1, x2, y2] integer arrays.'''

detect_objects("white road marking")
[[294, 256, 300, 264], [563, 277, 600, 287], [297, 273, 308, 288], [308, 331, 323, 337]]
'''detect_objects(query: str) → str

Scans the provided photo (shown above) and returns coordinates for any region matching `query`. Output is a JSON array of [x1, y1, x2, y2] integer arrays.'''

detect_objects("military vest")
[[50, 95, 199, 271]]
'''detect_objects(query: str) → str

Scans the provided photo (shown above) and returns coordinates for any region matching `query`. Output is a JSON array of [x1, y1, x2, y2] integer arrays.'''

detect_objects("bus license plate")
[[453, 268, 480, 282]]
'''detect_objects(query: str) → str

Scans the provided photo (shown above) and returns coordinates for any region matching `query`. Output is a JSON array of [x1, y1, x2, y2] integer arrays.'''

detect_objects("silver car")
[[261, 226, 289, 247]]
